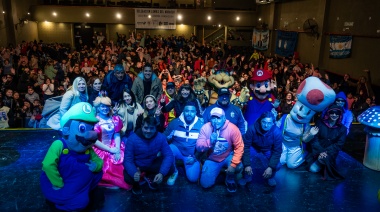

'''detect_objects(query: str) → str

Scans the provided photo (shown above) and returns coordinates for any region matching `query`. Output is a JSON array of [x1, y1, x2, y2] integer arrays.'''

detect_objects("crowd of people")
[[0, 31, 377, 203]]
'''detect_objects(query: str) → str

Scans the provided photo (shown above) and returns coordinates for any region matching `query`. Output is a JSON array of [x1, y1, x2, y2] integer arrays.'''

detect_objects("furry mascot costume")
[[278, 77, 336, 169], [244, 69, 280, 126], [40, 102, 104, 211]]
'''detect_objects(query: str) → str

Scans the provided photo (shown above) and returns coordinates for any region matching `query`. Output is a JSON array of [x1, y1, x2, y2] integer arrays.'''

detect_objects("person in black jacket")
[[241, 111, 282, 187], [305, 105, 347, 180]]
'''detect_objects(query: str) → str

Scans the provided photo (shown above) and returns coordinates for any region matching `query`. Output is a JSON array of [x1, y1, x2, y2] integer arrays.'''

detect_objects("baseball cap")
[[166, 82, 175, 89], [210, 107, 225, 118], [218, 88, 230, 96], [60, 102, 99, 128]]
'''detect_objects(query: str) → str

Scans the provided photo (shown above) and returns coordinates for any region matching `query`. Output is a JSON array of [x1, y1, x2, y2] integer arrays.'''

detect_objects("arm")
[[242, 126, 254, 166], [123, 136, 138, 177], [41, 140, 64, 188], [59, 90, 75, 116], [268, 129, 283, 169], [230, 126, 244, 168], [236, 109, 248, 135], [89, 149, 104, 172], [161, 99, 175, 113], [196, 124, 212, 152]]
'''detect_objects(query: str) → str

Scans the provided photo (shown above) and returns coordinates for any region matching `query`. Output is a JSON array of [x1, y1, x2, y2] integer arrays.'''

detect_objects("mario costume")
[[244, 69, 278, 126], [40, 102, 104, 211], [278, 77, 336, 169]]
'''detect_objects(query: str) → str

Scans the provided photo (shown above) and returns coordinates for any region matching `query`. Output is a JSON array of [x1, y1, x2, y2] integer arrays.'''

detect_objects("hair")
[[114, 64, 124, 73], [93, 96, 112, 116], [176, 84, 197, 103], [120, 88, 137, 108], [71, 77, 88, 98], [87, 76, 102, 87], [142, 115, 158, 127], [143, 63, 153, 69], [143, 95, 157, 118], [257, 111, 275, 124]]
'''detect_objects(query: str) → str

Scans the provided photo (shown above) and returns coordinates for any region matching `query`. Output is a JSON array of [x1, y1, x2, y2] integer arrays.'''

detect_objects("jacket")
[[117, 102, 144, 136], [123, 129, 174, 177], [103, 70, 133, 104], [163, 114, 203, 156], [131, 72, 162, 105], [196, 120, 244, 168], [203, 102, 247, 134], [242, 121, 282, 169]]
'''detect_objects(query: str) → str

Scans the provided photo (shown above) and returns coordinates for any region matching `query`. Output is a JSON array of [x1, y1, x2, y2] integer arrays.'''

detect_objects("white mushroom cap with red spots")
[[296, 76, 336, 112], [358, 106, 380, 128]]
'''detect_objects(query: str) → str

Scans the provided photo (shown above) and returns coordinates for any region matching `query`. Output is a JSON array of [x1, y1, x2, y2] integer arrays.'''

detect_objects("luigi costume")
[[40, 102, 104, 211]]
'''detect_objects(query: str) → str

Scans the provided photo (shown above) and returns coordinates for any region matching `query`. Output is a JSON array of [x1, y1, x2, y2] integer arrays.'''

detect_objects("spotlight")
[[218, 24, 221, 27], [148, 15, 151, 18], [27, 12, 30, 15], [52, 12, 57, 16], [236, 16, 240, 21], [86, 13, 90, 17], [116, 13, 121, 19], [178, 14, 182, 20], [208, 16, 211, 20]]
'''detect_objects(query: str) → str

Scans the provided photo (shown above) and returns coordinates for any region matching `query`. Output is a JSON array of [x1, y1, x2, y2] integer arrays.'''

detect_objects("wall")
[[0, 0, 7, 46], [14, 21, 39, 44], [37, 22, 73, 45], [319, 0, 380, 84]]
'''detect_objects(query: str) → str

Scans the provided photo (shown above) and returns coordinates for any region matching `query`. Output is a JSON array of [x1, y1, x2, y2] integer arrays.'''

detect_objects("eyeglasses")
[[329, 110, 341, 115]]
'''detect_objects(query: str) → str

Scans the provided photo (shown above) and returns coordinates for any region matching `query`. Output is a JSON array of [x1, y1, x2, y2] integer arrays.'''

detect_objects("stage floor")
[[0, 126, 379, 211]]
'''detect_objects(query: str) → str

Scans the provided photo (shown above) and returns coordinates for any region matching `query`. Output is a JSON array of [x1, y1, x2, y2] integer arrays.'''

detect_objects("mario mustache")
[[254, 89, 271, 95]]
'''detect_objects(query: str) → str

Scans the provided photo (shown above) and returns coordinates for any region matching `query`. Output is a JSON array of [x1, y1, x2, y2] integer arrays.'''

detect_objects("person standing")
[[103, 64, 132, 105]]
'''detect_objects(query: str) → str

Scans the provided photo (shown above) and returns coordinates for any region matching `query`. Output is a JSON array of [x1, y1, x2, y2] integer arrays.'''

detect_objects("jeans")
[[243, 147, 279, 183], [200, 153, 243, 188], [169, 144, 200, 183]]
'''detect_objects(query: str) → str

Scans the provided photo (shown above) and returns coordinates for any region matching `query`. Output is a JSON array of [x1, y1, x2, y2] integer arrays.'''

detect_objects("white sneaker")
[[167, 170, 178, 186]]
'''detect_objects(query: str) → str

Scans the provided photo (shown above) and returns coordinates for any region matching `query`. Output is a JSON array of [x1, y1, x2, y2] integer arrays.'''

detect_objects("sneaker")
[[167, 170, 178, 186], [132, 183, 142, 195], [267, 178, 277, 187], [225, 181, 237, 193], [144, 176, 158, 190]]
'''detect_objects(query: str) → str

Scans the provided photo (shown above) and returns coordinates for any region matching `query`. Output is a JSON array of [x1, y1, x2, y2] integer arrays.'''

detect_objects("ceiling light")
[[27, 12, 30, 15], [116, 13, 121, 19], [148, 15, 151, 18], [208, 16, 211, 20], [178, 14, 182, 20], [86, 13, 90, 17], [52, 12, 57, 16], [218, 24, 221, 27], [2, 11, 5, 14], [236, 16, 240, 21], [259, 18, 262, 21]]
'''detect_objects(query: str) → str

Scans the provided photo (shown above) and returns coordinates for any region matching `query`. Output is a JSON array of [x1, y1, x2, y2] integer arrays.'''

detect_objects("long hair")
[[143, 95, 157, 118], [70, 77, 88, 98], [175, 84, 197, 103], [120, 87, 137, 108]]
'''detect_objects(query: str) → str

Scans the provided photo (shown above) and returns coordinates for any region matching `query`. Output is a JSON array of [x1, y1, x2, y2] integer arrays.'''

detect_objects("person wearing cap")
[[329, 91, 353, 135], [196, 107, 244, 193], [244, 68, 279, 127], [203, 87, 247, 135], [40, 102, 104, 211], [163, 102, 204, 186], [123, 116, 175, 195], [103, 63, 133, 105], [304, 105, 347, 180], [132, 63, 163, 105], [159, 81, 177, 128]]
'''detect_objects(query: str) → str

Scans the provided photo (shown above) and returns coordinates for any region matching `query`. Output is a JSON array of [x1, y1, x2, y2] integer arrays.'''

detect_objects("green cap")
[[60, 102, 98, 128]]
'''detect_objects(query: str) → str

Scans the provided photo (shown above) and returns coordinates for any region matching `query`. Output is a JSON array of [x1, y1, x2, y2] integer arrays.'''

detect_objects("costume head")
[[61, 102, 99, 153], [250, 69, 272, 100], [290, 77, 336, 123], [207, 70, 234, 89]]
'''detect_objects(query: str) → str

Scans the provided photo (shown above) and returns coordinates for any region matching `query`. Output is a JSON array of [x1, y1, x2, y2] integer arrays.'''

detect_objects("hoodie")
[[323, 92, 353, 135]]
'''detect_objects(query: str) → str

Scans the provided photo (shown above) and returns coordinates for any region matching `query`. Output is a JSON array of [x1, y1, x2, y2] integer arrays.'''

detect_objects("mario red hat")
[[251, 69, 271, 81]]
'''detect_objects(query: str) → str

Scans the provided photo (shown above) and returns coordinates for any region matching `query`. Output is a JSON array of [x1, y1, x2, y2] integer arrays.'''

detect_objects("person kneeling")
[[196, 108, 244, 193], [241, 112, 282, 187], [123, 116, 175, 194]]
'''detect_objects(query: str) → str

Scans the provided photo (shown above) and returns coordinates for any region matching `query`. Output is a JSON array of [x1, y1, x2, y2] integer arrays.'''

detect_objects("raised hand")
[[310, 126, 319, 136]]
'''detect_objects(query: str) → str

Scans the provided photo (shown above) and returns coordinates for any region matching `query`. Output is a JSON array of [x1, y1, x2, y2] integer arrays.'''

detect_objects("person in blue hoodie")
[[131, 63, 163, 105], [123, 115, 175, 195], [323, 91, 353, 135], [103, 64, 133, 105]]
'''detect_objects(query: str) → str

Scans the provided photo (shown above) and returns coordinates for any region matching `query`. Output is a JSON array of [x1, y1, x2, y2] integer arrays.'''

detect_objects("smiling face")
[[328, 109, 341, 122], [252, 79, 271, 100], [145, 96, 156, 110], [123, 92, 132, 105], [77, 79, 86, 92], [211, 115, 226, 130], [98, 103, 110, 116], [143, 67, 153, 80], [290, 101, 316, 124], [181, 88, 190, 98], [92, 79, 102, 92]]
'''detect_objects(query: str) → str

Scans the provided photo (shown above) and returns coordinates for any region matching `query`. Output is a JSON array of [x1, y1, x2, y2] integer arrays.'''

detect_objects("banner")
[[275, 31, 298, 57], [135, 9, 177, 29], [329, 35, 352, 59], [252, 29, 269, 51]]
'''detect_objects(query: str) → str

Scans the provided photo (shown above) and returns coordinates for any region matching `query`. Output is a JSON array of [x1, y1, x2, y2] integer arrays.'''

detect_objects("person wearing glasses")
[[305, 105, 347, 180], [196, 107, 244, 193], [241, 111, 282, 187], [163, 101, 204, 186]]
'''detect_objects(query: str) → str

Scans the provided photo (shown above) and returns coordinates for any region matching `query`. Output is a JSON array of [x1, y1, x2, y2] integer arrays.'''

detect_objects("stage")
[[0, 124, 379, 211]]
